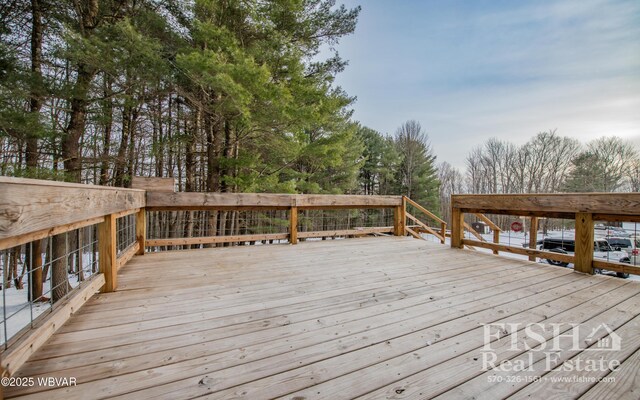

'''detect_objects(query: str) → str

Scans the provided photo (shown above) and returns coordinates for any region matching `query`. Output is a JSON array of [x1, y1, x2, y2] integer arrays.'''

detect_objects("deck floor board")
[[6, 237, 640, 399]]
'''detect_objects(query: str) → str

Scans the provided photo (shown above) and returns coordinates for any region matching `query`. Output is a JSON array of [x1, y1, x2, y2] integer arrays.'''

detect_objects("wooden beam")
[[574, 212, 594, 274], [400, 197, 406, 236], [146, 192, 403, 209], [0, 177, 144, 241], [472, 213, 501, 231], [405, 227, 424, 240], [295, 194, 402, 208], [290, 207, 298, 244], [593, 213, 640, 223], [492, 230, 500, 255], [131, 176, 175, 192], [463, 221, 486, 242], [455, 208, 575, 219], [146, 233, 289, 247], [146, 206, 291, 212], [116, 242, 139, 271], [405, 212, 444, 242], [135, 208, 146, 255], [461, 239, 575, 264], [111, 208, 140, 220], [528, 216, 538, 262], [592, 259, 640, 276], [0, 273, 104, 376], [404, 196, 446, 224], [451, 208, 464, 249], [297, 227, 394, 239], [452, 193, 640, 217], [0, 216, 104, 251], [393, 200, 405, 236], [146, 192, 295, 208], [98, 214, 117, 292]]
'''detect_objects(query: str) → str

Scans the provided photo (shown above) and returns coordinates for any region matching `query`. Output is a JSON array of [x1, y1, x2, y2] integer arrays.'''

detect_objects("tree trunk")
[[26, 0, 43, 171], [51, 233, 71, 302], [99, 74, 113, 185], [63, 64, 95, 183], [29, 239, 43, 301], [205, 113, 222, 192]]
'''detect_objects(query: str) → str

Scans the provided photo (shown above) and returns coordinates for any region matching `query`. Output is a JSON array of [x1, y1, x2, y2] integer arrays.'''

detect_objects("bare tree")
[[438, 161, 464, 224]]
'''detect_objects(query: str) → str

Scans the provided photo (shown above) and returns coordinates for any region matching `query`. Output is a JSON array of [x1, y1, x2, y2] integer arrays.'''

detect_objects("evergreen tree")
[[393, 120, 440, 211]]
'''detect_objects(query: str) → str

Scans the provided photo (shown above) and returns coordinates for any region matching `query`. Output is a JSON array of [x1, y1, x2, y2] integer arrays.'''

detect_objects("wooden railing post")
[[492, 229, 500, 255], [98, 213, 117, 292], [136, 208, 146, 255], [574, 212, 594, 274], [451, 207, 464, 249], [289, 206, 298, 244], [528, 216, 538, 261], [440, 222, 446, 244], [394, 197, 406, 236]]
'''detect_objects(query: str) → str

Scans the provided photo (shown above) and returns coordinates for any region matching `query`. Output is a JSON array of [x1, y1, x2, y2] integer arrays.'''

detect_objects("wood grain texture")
[[452, 193, 640, 217], [135, 209, 145, 255], [406, 212, 443, 242], [116, 243, 139, 271], [3, 238, 639, 399], [146, 233, 288, 247], [297, 227, 393, 238], [130, 177, 175, 192], [451, 207, 464, 249], [289, 206, 298, 244], [593, 259, 640, 276], [0, 216, 104, 251], [472, 213, 501, 231], [404, 196, 446, 224], [528, 216, 538, 261], [98, 215, 117, 293], [0, 178, 144, 240], [574, 212, 595, 274], [146, 192, 402, 209], [462, 239, 575, 264]]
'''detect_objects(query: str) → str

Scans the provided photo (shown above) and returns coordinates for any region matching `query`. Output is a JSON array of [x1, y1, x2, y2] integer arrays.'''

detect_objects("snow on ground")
[[1, 267, 95, 346], [421, 230, 640, 282]]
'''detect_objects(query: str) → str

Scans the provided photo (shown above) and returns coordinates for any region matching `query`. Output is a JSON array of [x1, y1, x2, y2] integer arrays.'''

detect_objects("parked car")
[[539, 236, 630, 278], [594, 224, 631, 238], [605, 236, 640, 266]]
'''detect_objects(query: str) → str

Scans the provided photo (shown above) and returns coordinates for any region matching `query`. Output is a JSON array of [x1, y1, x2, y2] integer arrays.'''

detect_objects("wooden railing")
[[1, 176, 433, 378], [451, 193, 640, 276], [0, 177, 145, 377], [140, 178, 405, 248], [403, 196, 446, 244]]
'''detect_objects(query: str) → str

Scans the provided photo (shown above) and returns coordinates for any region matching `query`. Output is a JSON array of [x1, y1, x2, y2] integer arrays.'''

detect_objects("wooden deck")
[[6, 237, 640, 399]]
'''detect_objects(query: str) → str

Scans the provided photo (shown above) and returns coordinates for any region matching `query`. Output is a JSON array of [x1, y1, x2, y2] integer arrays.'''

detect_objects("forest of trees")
[[1, 0, 638, 223], [438, 132, 640, 224], [0, 0, 441, 206]]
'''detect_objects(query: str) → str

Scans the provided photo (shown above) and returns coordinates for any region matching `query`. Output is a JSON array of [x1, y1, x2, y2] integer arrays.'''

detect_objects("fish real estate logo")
[[480, 322, 622, 373]]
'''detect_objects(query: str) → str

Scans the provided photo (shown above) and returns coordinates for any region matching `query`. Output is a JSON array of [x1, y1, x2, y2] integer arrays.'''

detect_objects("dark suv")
[[540, 237, 630, 278]]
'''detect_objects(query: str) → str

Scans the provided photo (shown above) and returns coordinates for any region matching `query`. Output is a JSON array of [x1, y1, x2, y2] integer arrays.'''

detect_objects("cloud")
[[330, 0, 640, 169]]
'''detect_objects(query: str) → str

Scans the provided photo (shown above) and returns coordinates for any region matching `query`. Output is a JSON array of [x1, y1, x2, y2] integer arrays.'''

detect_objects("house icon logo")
[[584, 324, 622, 351]]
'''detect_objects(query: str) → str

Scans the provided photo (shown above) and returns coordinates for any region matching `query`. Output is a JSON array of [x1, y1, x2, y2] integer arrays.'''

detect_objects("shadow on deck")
[[6, 237, 640, 399]]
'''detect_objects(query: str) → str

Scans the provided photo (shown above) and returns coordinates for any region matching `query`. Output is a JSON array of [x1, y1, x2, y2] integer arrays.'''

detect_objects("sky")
[[328, 0, 640, 169]]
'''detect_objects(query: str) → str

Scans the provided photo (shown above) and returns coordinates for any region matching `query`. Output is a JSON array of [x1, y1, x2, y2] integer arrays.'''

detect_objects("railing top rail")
[[0, 178, 145, 247], [146, 192, 403, 209], [452, 193, 640, 218], [0, 176, 145, 192]]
